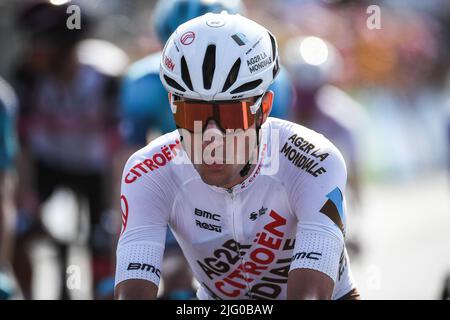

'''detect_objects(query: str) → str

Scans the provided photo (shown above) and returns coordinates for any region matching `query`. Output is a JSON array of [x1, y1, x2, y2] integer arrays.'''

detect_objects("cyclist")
[[114, 12, 359, 300], [118, 0, 295, 299]]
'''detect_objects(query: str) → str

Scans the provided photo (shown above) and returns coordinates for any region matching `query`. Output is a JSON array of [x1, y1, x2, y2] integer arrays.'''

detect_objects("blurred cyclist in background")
[[118, 0, 295, 299], [0, 77, 18, 300], [284, 36, 366, 257], [12, 1, 120, 299], [120, 0, 294, 151]]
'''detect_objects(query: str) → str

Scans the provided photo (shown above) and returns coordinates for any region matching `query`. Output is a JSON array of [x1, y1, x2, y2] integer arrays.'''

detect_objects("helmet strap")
[[239, 108, 263, 177]]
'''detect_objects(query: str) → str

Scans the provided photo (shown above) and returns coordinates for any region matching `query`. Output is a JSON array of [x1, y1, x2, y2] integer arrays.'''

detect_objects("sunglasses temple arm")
[[250, 94, 264, 114], [169, 93, 177, 113]]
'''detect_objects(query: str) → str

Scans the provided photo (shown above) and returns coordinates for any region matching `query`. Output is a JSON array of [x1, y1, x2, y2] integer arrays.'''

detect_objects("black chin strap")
[[239, 162, 252, 177], [239, 110, 262, 177]]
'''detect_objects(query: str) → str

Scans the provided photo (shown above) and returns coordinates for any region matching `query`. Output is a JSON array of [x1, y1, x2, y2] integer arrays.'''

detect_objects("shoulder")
[[120, 52, 167, 112], [122, 130, 182, 184], [267, 117, 347, 183], [124, 52, 162, 82], [268, 118, 348, 236]]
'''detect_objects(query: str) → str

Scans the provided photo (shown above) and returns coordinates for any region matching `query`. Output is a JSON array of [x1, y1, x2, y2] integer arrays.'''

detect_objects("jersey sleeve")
[[287, 139, 347, 283], [114, 150, 171, 288]]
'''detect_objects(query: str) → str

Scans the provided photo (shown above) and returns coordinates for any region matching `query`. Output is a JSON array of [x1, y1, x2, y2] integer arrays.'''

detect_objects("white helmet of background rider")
[[159, 12, 280, 103]]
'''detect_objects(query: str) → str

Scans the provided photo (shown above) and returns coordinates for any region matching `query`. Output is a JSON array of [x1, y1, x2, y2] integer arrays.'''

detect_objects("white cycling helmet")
[[159, 12, 280, 101]]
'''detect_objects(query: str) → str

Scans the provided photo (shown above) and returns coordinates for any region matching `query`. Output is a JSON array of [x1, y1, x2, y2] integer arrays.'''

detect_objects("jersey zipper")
[[227, 188, 253, 297]]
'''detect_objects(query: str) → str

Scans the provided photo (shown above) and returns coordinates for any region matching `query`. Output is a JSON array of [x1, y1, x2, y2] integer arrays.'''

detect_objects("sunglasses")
[[169, 93, 265, 133]]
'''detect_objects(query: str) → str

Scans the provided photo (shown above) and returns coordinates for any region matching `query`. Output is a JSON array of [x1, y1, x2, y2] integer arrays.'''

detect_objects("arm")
[[114, 279, 158, 300], [286, 140, 349, 300], [113, 149, 171, 300], [287, 269, 334, 300]]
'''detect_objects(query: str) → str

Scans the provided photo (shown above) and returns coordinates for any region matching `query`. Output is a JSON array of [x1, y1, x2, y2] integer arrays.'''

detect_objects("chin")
[[196, 164, 234, 188], [201, 176, 226, 188]]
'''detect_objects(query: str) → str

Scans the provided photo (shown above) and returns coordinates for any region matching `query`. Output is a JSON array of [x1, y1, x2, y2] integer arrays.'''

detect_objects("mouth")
[[203, 162, 226, 171]]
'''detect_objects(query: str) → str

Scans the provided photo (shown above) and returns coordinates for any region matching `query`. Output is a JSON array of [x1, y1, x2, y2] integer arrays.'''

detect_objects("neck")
[[221, 139, 261, 190], [222, 123, 266, 189], [222, 163, 258, 190]]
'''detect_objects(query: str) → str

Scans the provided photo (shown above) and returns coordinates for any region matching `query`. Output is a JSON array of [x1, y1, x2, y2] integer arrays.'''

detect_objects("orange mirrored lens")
[[173, 100, 256, 132], [173, 102, 214, 131], [218, 103, 255, 130]]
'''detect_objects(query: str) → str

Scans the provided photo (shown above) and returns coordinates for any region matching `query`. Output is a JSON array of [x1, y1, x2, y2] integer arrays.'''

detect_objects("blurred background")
[[0, 0, 449, 300]]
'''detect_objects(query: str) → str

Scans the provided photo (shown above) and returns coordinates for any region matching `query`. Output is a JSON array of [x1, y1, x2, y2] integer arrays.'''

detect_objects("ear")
[[260, 90, 274, 124]]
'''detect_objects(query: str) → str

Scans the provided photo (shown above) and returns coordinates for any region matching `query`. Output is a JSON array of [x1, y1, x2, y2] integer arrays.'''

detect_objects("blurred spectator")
[[0, 77, 18, 299], [12, 1, 120, 299]]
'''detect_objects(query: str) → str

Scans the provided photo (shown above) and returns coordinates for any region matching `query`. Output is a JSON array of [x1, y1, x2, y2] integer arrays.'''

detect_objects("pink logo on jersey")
[[180, 31, 195, 45]]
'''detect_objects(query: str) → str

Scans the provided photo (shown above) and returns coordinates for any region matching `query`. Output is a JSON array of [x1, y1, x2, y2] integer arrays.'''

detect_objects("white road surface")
[[350, 170, 450, 299]]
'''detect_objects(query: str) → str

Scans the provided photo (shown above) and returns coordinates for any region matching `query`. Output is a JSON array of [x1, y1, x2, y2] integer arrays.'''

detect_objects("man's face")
[[197, 122, 258, 188], [173, 92, 273, 188], [180, 112, 260, 189]]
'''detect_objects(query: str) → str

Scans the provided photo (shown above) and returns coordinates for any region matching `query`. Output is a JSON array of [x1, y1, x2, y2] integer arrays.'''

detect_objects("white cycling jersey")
[[115, 117, 357, 300]]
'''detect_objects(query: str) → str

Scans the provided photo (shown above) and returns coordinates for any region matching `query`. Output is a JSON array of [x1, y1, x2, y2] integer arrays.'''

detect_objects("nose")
[[202, 120, 225, 147], [204, 119, 221, 131]]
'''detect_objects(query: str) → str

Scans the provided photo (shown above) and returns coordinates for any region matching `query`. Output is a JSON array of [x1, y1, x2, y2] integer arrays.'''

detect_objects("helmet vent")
[[181, 56, 193, 91], [222, 58, 241, 92], [268, 31, 277, 61], [202, 44, 216, 90], [230, 79, 263, 94], [164, 75, 186, 92]]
